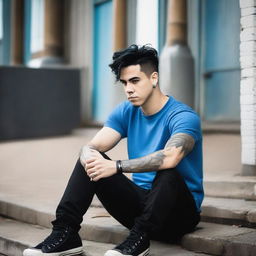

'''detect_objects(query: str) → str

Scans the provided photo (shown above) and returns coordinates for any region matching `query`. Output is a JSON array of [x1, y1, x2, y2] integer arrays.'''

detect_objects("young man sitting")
[[23, 44, 204, 256]]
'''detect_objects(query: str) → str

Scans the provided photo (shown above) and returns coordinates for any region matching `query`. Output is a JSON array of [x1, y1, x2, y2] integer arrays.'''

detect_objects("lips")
[[128, 97, 138, 100]]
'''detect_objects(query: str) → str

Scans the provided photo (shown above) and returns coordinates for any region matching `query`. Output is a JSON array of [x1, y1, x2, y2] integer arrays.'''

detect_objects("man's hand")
[[85, 157, 117, 181], [79, 145, 103, 167]]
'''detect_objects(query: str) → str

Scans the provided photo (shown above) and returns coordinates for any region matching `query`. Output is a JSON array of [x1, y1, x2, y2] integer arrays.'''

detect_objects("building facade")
[[1, 0, 254, 172], [0, 0, 241, 122]]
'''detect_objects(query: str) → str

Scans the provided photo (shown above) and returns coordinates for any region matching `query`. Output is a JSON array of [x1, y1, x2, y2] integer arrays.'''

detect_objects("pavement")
[[0, 128, 253, 211], [1, 128, 256, 255], [0, 128, 243, 206]]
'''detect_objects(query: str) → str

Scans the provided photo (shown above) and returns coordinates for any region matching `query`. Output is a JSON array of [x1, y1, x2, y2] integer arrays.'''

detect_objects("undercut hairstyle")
[[109, 44, 159, 81]]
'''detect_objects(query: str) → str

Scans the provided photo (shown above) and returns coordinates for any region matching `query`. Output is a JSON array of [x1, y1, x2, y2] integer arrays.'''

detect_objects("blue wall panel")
[[205, 70, 240, 121], [203, 0, 240, 121], [93, 0, 113, 123], [23, 0, 32, 64], [0, 0, 11, 65]]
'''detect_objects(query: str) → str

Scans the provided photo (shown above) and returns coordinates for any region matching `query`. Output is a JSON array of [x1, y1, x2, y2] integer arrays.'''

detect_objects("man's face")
[[119, 64, 157, 107]]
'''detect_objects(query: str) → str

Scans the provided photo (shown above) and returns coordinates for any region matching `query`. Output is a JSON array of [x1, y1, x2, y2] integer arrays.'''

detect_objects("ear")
[[150, 72, 159, 85]]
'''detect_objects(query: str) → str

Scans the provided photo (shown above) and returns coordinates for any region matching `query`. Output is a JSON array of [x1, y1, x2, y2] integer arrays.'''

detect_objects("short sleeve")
[[104, 102, 128, 138], [169, 111, 202, 141]]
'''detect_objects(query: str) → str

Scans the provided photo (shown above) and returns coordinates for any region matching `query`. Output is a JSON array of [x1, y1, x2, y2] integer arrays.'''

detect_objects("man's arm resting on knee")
[[84, 132, 194, 181], [79, 127, 122, 166], [121, 133, 195, 173]]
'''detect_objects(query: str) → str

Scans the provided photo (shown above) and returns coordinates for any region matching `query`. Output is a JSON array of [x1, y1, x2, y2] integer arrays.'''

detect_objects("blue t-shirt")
[[104, 96, 204, 211]]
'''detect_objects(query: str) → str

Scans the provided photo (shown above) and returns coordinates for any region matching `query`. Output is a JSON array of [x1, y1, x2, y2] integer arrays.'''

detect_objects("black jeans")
[[52, 153, 200, 242]]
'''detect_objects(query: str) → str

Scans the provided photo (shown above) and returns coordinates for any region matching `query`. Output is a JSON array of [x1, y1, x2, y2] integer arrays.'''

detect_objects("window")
[[24, 0, 65, 66], [0, 0, 3, 40], [136, 0, 159, 50], [31, 0, 44, 53]]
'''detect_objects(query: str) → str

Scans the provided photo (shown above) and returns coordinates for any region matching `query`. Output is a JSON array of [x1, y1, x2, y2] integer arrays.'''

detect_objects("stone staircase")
[[1, 192, 256, 256], [1, 131, 256, 255], [0, 216, 210, 256]]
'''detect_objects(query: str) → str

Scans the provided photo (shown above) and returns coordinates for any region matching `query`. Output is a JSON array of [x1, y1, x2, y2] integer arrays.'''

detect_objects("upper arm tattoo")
[[165, 133, 195, 156], [120, 133, 195, 173]]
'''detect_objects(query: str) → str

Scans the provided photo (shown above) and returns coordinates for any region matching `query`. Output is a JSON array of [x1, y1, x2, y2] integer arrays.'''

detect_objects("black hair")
[[109, 44, 159, 81]]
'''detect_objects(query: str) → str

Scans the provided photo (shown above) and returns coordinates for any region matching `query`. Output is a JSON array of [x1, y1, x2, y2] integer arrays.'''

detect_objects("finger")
[[93, 173, 104, 182], [90, 169, 103, 180], [90, 171, 99, 180], [87, 167, 98, 175], [86, 162, 97, 170], [86, 165, 99, 174], [89, 168, 101, 177], [85, 158, 97, 164], [89, 173, 95, 179]]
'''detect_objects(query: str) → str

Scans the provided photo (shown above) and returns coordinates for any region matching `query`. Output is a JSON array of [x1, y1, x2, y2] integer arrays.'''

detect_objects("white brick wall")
[[240, 27, 256, 42], [241, 6, 256, 16], [240, 0, 256, 8], [240, 0, 256, 165]]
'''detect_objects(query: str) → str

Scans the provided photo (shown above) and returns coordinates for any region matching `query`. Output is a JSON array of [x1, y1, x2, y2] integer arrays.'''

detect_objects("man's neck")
[[141, 90, 169, 116]]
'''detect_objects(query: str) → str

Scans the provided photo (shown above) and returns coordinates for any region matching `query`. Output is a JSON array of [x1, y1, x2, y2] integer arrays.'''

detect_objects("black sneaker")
[[104, 229, 150, 256], [23, 226, 83, 256]]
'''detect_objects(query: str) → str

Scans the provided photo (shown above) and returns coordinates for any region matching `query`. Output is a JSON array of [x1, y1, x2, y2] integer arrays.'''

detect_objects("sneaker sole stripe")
[[104, 247, 149, 256], [60, 249, 84, 256], [139, 248, 150, 256], [23, 246, 84, 256], [50, 247, 84, 256]]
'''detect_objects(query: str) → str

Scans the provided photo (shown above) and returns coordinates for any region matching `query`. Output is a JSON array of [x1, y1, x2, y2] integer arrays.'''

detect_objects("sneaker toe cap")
[[23, 248, 43, 256], [104, 249, 125, 256]]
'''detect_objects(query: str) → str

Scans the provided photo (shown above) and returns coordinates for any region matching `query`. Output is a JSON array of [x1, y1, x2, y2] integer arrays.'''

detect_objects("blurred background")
[[0, 0, 241, 128], [1, 1, 256, 255], [2, 0, 254, 173], [1, 0, 256, 204]]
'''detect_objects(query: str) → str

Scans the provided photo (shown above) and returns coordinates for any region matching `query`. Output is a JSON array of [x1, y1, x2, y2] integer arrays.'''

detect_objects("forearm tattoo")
[[121, 133, 195, 173], [165, 133, 195, 156], [121, 151, 166, 173]]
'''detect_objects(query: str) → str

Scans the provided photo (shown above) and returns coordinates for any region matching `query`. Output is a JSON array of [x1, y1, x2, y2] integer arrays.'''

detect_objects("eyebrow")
[[120, 77, 140, 84]]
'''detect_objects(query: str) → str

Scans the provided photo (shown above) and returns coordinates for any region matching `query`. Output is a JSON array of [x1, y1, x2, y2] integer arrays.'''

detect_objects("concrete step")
[[204, 175, 256, 200], [181, 222, 256, 255], [1, 199, 256, 255], [93, 196, 256, 228], [2, 214, 256, 256], [201, 197, 256, 227], [92, 196, 256, 228], [0, 216, 209, 256], [2, 195, 256, 233]]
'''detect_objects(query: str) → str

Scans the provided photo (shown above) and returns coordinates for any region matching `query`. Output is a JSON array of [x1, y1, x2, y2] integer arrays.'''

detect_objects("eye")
[[131, 79, 139, 84]]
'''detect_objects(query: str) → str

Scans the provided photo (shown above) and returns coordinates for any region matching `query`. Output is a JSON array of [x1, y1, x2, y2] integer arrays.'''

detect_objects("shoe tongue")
[[43, 228, 66, 245], [130, 228, 145, 238]]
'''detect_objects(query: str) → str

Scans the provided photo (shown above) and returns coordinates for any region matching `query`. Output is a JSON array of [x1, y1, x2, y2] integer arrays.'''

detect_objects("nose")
[[125, 83, 135, 94]]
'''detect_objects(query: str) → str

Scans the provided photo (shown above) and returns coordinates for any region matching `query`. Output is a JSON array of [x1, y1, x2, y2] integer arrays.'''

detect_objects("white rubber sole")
[[104, 247, 149, 256], [23, 246, 84, 256]]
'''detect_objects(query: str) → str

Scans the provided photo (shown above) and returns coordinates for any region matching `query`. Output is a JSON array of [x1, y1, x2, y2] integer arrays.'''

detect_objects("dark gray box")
[[0, 66, 81, 140]]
